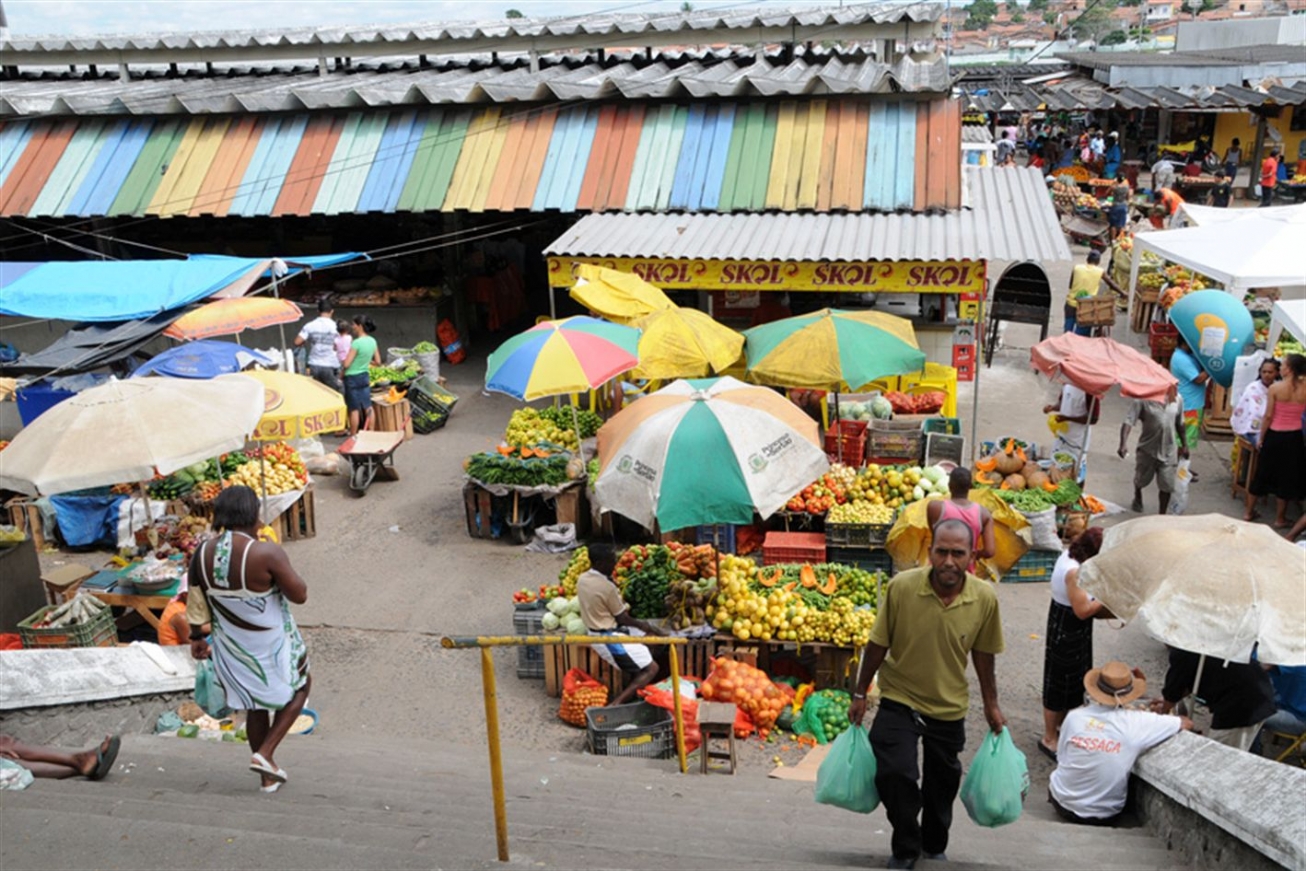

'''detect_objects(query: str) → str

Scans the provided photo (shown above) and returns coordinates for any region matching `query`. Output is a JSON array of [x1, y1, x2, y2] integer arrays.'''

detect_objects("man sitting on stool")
[[576, 542, 665, 706]]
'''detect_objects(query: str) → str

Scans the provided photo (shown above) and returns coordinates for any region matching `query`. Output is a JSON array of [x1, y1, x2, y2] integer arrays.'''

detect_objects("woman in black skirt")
[[1039, 527, 1107, 760], [1249, 353, 1306, 528]]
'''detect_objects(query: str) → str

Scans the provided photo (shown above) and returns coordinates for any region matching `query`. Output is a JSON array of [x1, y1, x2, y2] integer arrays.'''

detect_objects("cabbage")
[[870, 396, 893, 420], [921, 465, 947, 485], [564, 598, 582, 617], [541, 612, 561, 631], [547, 597, 570, 616], [564, 616, 586, 635], [912, 485, 925, 501]]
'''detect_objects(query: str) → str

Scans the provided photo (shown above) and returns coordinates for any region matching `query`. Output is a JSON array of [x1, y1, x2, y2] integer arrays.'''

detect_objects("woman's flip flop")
[[249, 752, 288, 783]]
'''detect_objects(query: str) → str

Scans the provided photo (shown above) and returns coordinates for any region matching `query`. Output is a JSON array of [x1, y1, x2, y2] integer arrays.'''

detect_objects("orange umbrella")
[[164, 297, 303, 340]]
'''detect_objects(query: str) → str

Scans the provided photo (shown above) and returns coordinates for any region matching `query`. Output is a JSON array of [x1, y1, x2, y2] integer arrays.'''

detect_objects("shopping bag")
[[960, 727, 1029, 828], [814, 725, 880, 814], [558, 668, 608, 727], [194, 660, 232, 718], [1168, 458, 1192, 516]]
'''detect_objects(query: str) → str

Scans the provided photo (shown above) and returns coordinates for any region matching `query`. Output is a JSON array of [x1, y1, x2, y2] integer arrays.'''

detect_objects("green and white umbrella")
[[593, 376, 829, 531]]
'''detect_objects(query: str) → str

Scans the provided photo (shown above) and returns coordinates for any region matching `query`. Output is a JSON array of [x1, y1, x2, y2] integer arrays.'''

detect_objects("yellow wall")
[[1212, 107, 1306, 170]]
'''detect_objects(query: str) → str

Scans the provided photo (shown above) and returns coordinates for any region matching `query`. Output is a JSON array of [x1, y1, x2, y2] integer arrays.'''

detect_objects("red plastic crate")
[[955, 361, 975, 382], [952, 344, 975, 365], [1148, 322, 1179, 353], [824, 431, 866, 465], [762, 531, 826, 566]]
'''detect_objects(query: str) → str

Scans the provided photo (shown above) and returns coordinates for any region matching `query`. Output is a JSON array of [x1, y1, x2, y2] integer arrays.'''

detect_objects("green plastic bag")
[[814, 724, 879, 813], [195, 660, 231, 718], [960, 727, 1029, 828]]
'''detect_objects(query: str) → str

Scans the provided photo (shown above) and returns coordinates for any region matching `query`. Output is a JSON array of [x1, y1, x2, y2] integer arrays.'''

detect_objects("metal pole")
[[480, 647, 510, 862], [669, 643, 687, 775], [968, 294, 985, 465], [270, 275, 290, 365]]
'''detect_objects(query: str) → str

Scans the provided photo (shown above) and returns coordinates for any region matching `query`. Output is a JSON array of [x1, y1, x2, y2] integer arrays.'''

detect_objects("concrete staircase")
[[0, 735, 1185, 871]]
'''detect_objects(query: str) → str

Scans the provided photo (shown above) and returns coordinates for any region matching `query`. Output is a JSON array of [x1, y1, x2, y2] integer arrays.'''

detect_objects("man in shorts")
[[1118, 386, 1187, 514], [576, 543, 665, 706]]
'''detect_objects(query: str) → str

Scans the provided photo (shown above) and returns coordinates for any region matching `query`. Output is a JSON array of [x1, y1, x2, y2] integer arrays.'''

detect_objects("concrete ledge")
[[0, 645, 196, 710], [1133, 730, 1306, 870]]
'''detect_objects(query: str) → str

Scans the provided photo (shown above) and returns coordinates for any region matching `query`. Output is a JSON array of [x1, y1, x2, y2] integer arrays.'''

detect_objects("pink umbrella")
[[1030, 334, 1177, 403]]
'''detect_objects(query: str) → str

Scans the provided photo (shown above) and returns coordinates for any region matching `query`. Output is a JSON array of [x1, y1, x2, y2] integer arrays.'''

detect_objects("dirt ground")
[[34, 246, 1268, 781]]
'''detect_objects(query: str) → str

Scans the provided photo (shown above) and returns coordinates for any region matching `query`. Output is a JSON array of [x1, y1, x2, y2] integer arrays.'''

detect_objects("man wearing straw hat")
[[1048, 660, 1191, 824]]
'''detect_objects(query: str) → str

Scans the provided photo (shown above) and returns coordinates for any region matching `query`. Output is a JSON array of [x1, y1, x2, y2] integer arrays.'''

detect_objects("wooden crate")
[[370, 394, 413, 441], [271, 486, 316, 542], [5, 498, 46, 550], [553, 485, 589, 537], [543, 638, 715, 698], [1076, 296, 1116, 327], [463, 482, 495, 539], [1203, 383, 1233, 439]]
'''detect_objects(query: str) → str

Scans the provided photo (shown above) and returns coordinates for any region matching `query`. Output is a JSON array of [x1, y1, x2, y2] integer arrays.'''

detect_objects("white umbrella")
[[0, 376, 265, 496], [1078, 514, 1306, 666]]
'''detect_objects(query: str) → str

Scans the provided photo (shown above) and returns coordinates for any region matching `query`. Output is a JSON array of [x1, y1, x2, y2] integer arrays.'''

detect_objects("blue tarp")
[[49, 493, 125, 548], [0, 253, 366, 322]]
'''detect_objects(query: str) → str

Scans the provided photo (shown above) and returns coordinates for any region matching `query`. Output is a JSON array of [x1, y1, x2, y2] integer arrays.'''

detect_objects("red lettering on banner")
[[721, 263, 783, 286], [907, 264, 973, 289]]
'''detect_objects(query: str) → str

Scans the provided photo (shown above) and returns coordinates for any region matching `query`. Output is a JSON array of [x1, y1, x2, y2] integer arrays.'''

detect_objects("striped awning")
[[0, 97, 962, 219]]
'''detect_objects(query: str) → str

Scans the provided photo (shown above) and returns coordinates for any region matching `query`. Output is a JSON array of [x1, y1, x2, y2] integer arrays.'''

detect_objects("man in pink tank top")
[[925, 468, 996, 565]]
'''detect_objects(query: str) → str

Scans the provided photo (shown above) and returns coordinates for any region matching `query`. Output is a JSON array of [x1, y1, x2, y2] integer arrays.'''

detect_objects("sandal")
[[249, 752, 288, 784], [1036, 741, 1058, 762], [89, 735, 120, 781]]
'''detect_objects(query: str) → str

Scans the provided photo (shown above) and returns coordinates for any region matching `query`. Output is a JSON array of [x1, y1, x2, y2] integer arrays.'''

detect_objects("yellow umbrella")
[[219, 369, 346, 440], [631, 306, 744, 379], [569, 265, 674, 325]]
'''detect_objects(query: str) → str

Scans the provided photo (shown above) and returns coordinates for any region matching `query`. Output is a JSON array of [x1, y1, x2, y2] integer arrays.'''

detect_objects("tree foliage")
[[1071, 0, 1120, 40], [964, 0, 999, 30], [505, 8, 524, 18]]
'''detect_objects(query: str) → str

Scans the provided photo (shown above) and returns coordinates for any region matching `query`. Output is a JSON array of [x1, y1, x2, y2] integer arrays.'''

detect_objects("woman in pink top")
[[1249, 353, 1306, 528], [925, 467, 996, 568]]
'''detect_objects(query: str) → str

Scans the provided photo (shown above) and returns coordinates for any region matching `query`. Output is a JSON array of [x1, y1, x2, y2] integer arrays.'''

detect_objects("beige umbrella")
[[0, 376, 265, 496], [1078, 514, 1306, 666]]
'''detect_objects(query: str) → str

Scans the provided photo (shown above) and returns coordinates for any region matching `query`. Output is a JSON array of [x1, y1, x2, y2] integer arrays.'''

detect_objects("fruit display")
[[665, 574, 719, 631], [227, 443, 308, 496], [1273, 335, 1304, 358], [836, 395, 893, 422], [537, 405, 603, 439], [543, 596, 586, 635], [620, 545, 679, 619], [503, 408, 580, 452], [559, 546, 589, 596], [368, 362, 420, 386], [559, 671, 608, 727], [1137, 272, 1166, 292], [826, 501, 895, 524], [220, 451, 252, 476], [149, 459, 222, 500], [1116, 234, 1134, 253], [883, 390, 946, 415], [1293, 174, 1306, 185], [709, 555, 880, 647], [464, 449, 570, 487]]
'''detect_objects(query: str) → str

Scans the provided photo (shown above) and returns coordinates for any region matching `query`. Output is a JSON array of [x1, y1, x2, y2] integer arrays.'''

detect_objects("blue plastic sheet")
[[48, 493, 125, 547]]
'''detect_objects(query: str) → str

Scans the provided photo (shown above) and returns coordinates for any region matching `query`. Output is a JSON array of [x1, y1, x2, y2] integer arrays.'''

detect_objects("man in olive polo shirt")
[[850, 519, 1007, 870]]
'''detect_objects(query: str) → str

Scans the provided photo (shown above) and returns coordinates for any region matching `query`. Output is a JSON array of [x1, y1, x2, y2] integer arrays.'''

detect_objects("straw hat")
[[1084, 661, 1147, 706]]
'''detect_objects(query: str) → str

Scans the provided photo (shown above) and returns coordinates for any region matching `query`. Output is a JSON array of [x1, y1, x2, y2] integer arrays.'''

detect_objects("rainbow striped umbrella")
[[485, 316, 641, 400]]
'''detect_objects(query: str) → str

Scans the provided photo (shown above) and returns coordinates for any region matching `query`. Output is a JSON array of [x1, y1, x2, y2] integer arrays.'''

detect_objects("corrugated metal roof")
[[0, 95, 962, 218], [1, 4, 943, 53], [958, 76, 1306, 112], [543, 167, 1070, 264], [0, 52, 950, 117]]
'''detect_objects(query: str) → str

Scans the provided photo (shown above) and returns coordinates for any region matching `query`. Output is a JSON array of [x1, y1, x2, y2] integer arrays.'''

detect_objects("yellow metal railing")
[[440, 633, 690, 863]]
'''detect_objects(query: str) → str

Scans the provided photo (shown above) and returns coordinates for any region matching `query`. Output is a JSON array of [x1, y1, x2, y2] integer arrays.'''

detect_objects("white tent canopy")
[[1268, 299, 1306, 348], [1128, 205, 1306, 318]]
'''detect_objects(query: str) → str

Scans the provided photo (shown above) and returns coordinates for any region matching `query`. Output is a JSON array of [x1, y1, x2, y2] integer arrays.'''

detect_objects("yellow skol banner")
[[548, 257, 985, 294]]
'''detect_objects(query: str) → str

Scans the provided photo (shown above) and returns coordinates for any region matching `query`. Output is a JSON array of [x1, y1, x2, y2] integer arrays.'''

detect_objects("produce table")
[[91, 584, 173, 632]]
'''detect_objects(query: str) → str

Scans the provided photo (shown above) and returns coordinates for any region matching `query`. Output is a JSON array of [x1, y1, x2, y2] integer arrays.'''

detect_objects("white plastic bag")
[[1020, 507, 1062, 552], [1168, 458, 1192, 515]]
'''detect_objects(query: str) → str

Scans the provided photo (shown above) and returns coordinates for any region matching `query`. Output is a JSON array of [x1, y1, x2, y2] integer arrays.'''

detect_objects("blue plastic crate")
[[16, 382, 76, 425], [1002, 549, 1060, 583], [826, 546, 895, 576], [696, 524, 737, 554]]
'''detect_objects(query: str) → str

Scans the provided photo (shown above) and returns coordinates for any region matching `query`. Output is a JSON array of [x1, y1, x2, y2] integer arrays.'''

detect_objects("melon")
[[1021, 462, 1042, 479], [870, 396, 894, 420], [1003, 474, 1026, 491], [1025, 470, 1051, 490], [994, 452, 1024, 476]]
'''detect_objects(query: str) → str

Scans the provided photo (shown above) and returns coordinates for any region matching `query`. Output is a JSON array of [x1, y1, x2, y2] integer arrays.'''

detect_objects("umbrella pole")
[[1188, 654, 1208, 715], [271, 275, 290, 366], [571, 403, 581, 446], [969, 304, 984, 466], [138, 482, 158, 551], [260, 448, 270, 523], [834, 392, 844, 465]]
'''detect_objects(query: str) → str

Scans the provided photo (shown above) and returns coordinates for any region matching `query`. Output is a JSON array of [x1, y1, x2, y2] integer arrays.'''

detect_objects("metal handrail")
[[440, 633, 690, 863]]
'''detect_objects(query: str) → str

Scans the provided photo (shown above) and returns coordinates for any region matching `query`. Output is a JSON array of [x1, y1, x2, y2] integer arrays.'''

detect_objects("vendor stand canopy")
[[133, 340, 274, 379], [594, 376, 829, 531], [0, 375, 265, 495], [219, 369, 346, 441], [485, 316, 640, 401], [163, 297, 303, 340], [1268, 299, 1306, 348], [1127, 204, 1306, 303], [744, 308, 925, 391], [0, 253, 364, 322], [1031, 333, 1177, 402], [570, 265, 673, 325]]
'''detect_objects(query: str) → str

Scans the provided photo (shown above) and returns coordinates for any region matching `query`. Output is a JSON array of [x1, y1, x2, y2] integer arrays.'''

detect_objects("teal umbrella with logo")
[[593, 377, 829, 531]]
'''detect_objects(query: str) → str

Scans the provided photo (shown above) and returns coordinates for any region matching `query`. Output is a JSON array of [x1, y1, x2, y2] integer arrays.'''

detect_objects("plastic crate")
[[824, 431, 866, 465], [585, 701, 675, 759], [925, 433, 966, 468], [1148, 322, 1179, 354], [410, 376, 459, 413], [18, 602, 116, 649], [696, 524, 737, 554], [15, 382, 77, 426], [826, 546, 895, 575], [513, 609, 547, 679], [762, 531, 826, 566], [867, 429, 923, 464], [922, 417, 962, 436], [825, 521, 894, 550], [1002, 549, 1061, 583], [409, 390, 450, 434]]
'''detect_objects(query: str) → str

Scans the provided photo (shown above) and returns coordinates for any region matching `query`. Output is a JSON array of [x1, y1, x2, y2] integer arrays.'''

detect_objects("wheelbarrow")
[[338, 429, 405, 495]]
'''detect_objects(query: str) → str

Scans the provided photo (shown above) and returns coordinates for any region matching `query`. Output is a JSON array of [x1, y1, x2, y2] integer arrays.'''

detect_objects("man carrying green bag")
[[849, 520, 1007, 870], [815, 725, 879, 813]]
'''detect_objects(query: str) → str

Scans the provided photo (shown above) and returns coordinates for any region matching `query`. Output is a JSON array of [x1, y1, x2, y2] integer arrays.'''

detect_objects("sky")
[[2, 0, 855, 38]]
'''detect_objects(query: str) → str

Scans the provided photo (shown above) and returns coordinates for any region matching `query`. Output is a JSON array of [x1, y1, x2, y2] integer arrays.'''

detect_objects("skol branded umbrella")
[[744, 308, 926, 390], [220, 369, 347, 441], [164, 297, 303, 340], [485, 316, 640, 401], [569, 265, 674, 325], [1078, 514, 1306, 666], [593, 376, 829, 530], [133, 340, 274, 379], [631, 306, 744, 379]]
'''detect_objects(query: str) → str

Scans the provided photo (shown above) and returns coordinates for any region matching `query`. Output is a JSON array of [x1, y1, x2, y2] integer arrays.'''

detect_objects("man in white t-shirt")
[[1044, 383, 1096, 485], [1049, 660, 1191, 824], [295, 298, 343, 391]]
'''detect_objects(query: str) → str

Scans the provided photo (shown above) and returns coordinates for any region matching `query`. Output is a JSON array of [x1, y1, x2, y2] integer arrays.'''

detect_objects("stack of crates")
[[407, 376, 459, 434], [512, 607, 546, 679], [1001, 549, 1060, 583]]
